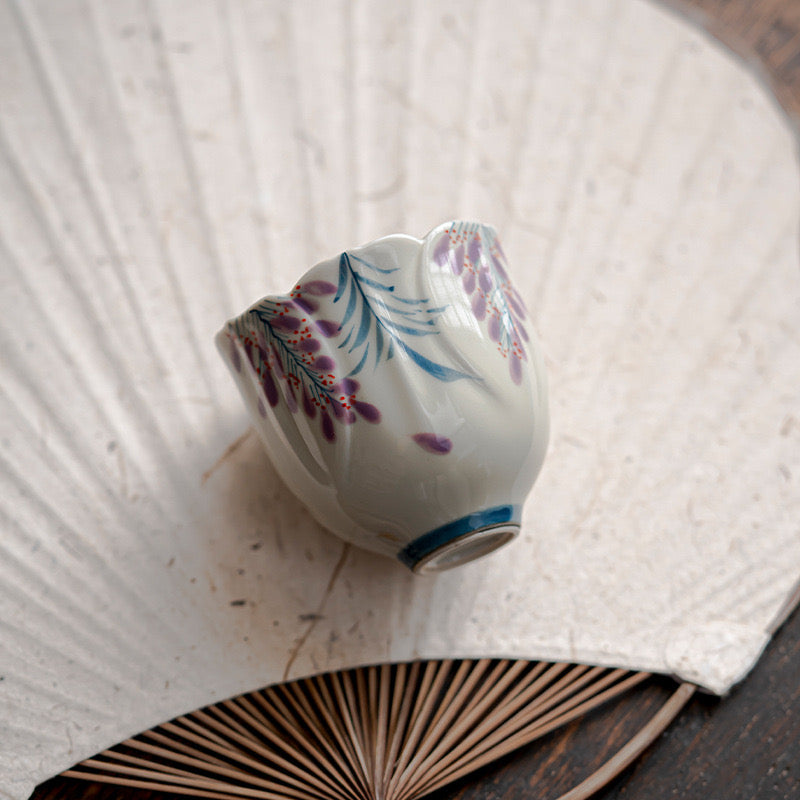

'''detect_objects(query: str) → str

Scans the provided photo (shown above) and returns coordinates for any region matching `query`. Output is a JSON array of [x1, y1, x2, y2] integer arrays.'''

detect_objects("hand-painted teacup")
[[216, 221, 549, 573]]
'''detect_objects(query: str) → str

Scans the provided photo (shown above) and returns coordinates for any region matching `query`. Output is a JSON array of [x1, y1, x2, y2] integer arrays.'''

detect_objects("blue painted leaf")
[[330, 248, 478, 384], [355, 273, 395, 292], [379, 304, 427, 318], [385, 320, 438, 337], [350, 253, 398, 274], [342, 281, 358, 326], [351, 300, 372, 349], [374, 321, 384, 366], [395, 339, 474, 382], [338, 326, 354, 349], [335, 253, 348, 302], [348, 344, 370, 377]]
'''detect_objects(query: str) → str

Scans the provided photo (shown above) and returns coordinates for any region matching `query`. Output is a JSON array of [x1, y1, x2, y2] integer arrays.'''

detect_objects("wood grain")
[[31, 2, 800, 799]]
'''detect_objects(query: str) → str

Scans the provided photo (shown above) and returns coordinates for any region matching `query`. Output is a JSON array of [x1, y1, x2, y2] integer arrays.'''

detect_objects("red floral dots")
[[433, 225, 529, 383]]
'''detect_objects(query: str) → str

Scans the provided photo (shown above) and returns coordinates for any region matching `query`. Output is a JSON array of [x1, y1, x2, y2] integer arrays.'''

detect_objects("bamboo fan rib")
[[63, 660, 655, 800]]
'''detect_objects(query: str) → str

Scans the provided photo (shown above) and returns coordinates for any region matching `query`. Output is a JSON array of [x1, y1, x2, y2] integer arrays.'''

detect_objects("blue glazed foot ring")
[[398, 505, 522, 574]]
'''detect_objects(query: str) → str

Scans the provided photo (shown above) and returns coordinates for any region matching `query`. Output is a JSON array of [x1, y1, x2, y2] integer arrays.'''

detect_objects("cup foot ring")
[[398, 505, 521, 574]]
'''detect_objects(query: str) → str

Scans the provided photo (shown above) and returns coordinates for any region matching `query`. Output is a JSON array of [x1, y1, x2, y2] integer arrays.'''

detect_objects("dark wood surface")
[[32, 2, 800, 800], [431, 611, 800, 800]]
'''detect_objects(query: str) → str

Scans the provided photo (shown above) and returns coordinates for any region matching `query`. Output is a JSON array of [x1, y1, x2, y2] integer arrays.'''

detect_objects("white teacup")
[[217, 221, 549, 573]]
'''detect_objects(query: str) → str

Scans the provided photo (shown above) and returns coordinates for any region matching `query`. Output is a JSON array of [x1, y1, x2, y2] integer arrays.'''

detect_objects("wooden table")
[[32, 2, 800, 799]]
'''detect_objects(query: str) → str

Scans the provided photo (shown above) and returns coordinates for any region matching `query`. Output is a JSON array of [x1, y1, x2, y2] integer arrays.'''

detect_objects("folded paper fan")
[[2, 0, 799, 798]]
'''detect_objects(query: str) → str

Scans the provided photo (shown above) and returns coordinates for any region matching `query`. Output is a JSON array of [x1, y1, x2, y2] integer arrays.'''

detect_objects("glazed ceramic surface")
[[217, 222, 549, 571], [2, 1, 800, 797]]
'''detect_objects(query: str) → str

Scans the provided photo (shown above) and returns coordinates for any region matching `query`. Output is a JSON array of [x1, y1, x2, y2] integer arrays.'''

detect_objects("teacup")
[[216, 221, 549, 573]]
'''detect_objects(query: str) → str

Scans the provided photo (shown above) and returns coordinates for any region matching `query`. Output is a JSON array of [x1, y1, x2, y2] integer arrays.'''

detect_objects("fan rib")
[[427, 670, 654, 795], [64, 766, 320, 800], [72, 747, 320, 800], [178, 706, 343, 799], [216, 696, 352, 800], [372, 663, 392, 800], [65, 757, 318, 800], [161, 715, 249, 758], [331, 670, 373, 792], [385, 659, 453, 797], [140, 721, 339, 799], [387, 658, 499, 797], [279, 681, 370, 800], [391, 658, 480, 793], [137, 728, 236, 770], [355, 667, 376, 782], [399, 666, 640, 799], [62, 769, 299, 800], [66, 660, 665, 800], [307, 674, 373, 800], [380, 662, 417, 796], [395, 660, 563, 797]]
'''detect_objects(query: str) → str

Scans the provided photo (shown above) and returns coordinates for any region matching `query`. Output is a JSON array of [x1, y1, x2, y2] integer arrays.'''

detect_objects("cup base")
[[397, 505, 521, 574]]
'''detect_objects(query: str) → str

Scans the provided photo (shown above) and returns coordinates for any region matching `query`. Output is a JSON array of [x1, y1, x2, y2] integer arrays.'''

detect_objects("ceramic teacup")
[[216, 221, 549, 573]]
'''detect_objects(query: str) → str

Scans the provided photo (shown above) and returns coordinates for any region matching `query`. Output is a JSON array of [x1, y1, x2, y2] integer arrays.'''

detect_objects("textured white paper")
[[1, 0, 799, 798]]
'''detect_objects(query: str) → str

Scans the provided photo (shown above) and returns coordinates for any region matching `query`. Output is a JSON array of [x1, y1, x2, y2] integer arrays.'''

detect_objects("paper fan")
[[64, 661, 683, 800], [2, 0, 799, 798]]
